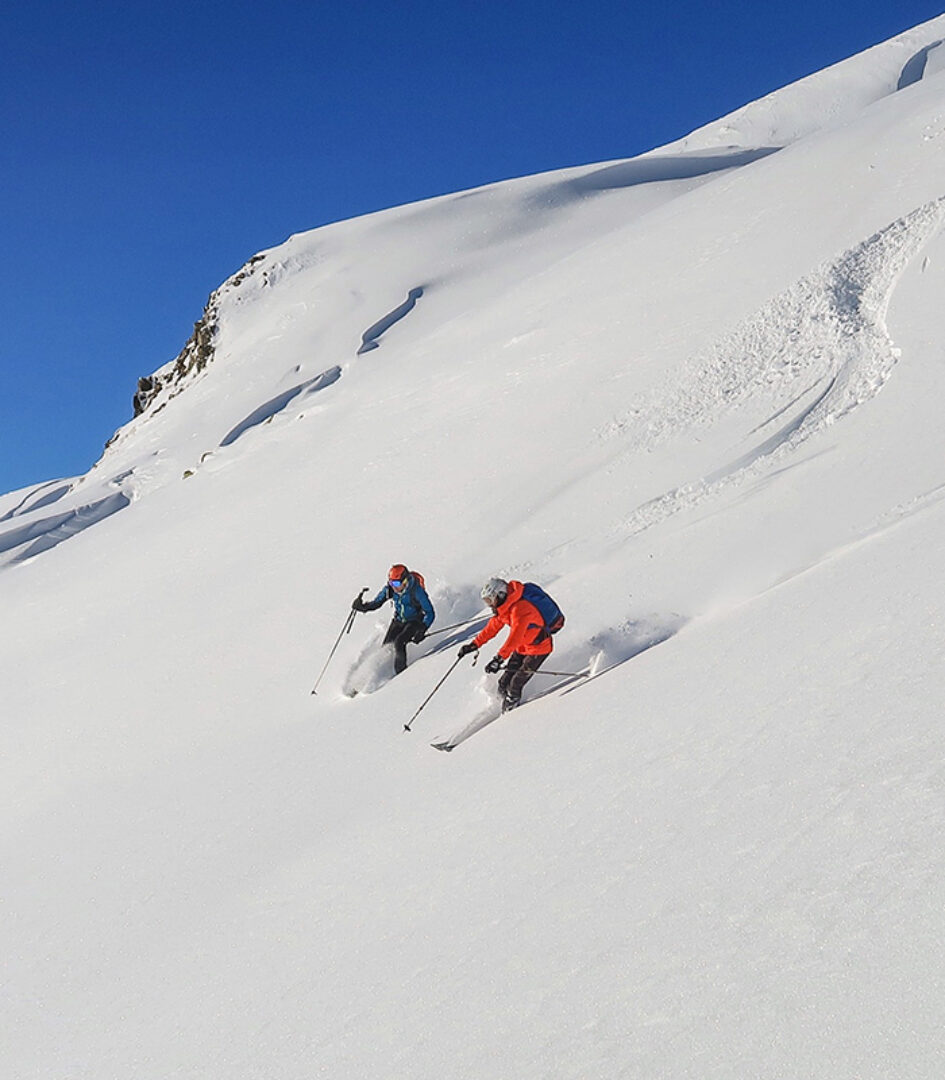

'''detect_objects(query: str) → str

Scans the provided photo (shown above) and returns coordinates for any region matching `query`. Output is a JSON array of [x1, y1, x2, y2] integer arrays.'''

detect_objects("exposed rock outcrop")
[[130, 252, 270, 419], [132, 297, 219, 417]]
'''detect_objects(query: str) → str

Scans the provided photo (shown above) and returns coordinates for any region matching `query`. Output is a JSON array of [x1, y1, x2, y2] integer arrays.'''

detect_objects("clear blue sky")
[[1, 0, 940, 494]]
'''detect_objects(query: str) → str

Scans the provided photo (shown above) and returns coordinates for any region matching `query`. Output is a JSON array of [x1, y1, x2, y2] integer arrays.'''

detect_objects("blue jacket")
[[363, 572, 435, 628]]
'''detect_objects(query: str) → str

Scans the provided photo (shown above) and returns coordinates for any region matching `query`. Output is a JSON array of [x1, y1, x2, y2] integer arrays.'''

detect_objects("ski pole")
[[310, 589, 366, 695], [488, 660, 590, 678], [310, 609, 355, 695], [404, 654, 465, 732], [530, 651, 605, 681], [424, 611, 490, 638]]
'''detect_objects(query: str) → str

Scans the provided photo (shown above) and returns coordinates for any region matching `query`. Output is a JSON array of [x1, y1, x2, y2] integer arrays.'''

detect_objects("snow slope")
[[3, 15, 945, 1079]]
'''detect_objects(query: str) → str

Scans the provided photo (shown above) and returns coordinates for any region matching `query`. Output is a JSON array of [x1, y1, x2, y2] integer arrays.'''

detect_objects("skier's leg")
[[393, 631, 409, 674], [383, 620, 409, 675], [391, 620, 422, 675], [498, 652, 524, 697], [503, 653, 547, 711]]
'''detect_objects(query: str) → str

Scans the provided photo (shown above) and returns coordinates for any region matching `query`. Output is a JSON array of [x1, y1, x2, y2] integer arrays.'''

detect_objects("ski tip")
[[431, 741, 455, 752]]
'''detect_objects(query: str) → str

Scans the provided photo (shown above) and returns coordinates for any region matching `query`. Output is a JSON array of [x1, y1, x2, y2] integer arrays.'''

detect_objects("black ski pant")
[[384, 618, 425, 675], [498, 652, 547, 709]]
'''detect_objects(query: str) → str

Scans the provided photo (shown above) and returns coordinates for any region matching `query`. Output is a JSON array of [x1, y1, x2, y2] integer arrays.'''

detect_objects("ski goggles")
[[389, 578, 406, 590]]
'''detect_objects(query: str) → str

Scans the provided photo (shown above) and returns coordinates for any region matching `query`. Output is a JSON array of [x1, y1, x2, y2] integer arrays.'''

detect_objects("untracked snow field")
[[3, 16, 945, 1080]]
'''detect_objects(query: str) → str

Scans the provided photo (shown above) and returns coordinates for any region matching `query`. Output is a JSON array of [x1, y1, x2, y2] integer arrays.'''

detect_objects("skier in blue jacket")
[[352, 564, 435, 675]]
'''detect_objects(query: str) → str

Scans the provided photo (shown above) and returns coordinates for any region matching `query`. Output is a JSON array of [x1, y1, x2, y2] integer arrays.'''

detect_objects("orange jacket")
[[473, 580, 554, 658]]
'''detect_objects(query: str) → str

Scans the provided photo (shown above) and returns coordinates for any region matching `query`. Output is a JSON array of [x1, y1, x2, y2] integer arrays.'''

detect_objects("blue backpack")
[[522, 582, 565, 637]]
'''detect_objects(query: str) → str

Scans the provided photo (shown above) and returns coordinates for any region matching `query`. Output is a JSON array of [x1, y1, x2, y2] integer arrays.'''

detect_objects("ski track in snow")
[[430, 614, 686, 749], [341, 630, 397, 697], [771, 479, 945, 591], [605, 198, 945, 540]]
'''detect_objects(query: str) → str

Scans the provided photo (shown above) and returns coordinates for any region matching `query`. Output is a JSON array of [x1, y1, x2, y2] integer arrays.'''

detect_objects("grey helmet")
[[481, 577, 509, 607]]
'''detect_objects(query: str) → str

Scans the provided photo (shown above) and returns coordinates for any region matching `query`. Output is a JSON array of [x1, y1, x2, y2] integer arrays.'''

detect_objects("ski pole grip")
[[347, 588, 368, 632]]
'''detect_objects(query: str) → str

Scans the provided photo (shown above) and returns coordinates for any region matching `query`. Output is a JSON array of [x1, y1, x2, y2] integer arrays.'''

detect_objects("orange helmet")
[[388, 564, 409, 591]]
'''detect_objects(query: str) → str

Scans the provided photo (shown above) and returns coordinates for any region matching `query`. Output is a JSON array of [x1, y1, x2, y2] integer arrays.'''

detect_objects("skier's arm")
[[417, 586, 435, 629], [473, 614, 503, 649], [358, 586, 389, 612]]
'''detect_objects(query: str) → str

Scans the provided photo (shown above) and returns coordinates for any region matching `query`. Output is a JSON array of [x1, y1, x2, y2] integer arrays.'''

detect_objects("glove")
[[413, 624, 427, 643], [484, 655, 503, 674], [458, 642, 478, 658], [351, 596, 366, 612]]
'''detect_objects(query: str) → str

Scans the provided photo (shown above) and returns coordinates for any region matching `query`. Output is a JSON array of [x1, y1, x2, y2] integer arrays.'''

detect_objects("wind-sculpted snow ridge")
[[357, 287, 424, 354], [0, 480, 73, 522], [219, 367, 342, 448], [561, 148, 781, 194], [670, 14, 945, 153], [897, 39, 945, 89], [609, 198, 945, 537], [0, 491, 131, 567]]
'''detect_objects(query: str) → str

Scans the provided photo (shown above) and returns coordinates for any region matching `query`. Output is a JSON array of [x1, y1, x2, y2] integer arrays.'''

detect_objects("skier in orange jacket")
[[458, 577, 564, 711]]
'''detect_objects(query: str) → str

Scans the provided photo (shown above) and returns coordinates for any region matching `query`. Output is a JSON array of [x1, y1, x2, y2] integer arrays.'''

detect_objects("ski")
[[427, 651, 604, 751]]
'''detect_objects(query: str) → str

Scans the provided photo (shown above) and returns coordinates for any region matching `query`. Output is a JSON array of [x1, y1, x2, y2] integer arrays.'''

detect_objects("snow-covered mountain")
[[4, 16, 945, 1079]]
